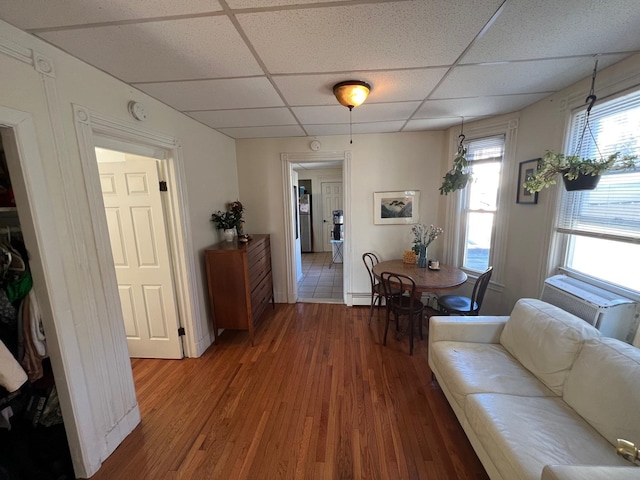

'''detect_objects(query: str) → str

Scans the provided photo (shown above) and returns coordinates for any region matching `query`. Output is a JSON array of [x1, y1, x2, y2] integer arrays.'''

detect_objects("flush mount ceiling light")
[[333, 80, 371, 144]]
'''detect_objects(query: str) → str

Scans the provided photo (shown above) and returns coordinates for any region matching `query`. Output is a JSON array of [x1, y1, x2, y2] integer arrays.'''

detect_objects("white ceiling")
[[2, 0, 640, 140]]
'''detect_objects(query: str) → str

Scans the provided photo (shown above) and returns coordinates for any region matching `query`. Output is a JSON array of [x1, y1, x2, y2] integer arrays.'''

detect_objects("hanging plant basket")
[[524, 59, 637, 194], [561, 171, 601, 191], [440, 127, 471, 195]]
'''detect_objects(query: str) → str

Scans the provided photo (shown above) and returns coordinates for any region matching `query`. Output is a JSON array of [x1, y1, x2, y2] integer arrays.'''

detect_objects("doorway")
[[320, 181, 343, 252], [282, 151, 352, 305], [96, 148, 183, 359], [73, 106, 203, 359]]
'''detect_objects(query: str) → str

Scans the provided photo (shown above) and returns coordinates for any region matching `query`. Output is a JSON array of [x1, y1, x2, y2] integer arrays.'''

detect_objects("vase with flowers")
[[211, 200, 245, 241], [411, 224, 444, 268]]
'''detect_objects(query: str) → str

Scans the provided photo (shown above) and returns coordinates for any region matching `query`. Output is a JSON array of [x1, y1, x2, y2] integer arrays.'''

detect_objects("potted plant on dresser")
[[211, 200, 245, 241]]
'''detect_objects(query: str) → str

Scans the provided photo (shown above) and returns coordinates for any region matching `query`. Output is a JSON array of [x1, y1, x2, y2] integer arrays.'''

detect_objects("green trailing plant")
[[439, 145, 472, 195], [523, 150, 638, 193]]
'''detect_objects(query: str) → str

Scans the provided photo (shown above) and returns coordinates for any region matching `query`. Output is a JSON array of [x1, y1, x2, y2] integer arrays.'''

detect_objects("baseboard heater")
[[540, 275, 639, 344]]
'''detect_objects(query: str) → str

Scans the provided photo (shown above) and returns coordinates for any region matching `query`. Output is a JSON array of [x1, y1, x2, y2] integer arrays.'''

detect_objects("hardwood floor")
[[89, 304, 489, 480]]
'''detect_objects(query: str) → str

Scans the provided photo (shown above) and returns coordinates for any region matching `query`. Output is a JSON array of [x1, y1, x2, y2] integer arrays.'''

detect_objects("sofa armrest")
[[541, 465, 640, 480], [429, 315, 509, 344]]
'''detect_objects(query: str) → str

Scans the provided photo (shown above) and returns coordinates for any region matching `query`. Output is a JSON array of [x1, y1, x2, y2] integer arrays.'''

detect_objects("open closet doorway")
[[95, 147, 183, 359], [282, 151, 352, 305], [0, 126, 76, 478]]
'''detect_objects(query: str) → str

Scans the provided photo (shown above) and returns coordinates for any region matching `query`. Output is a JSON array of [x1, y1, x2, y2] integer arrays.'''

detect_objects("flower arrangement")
[[411, 224, 443, 253], [211, 200, 245, 231]]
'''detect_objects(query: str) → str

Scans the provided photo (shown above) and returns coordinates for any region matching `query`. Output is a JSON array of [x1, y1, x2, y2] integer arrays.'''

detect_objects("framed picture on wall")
[[373, 190, 420, 224], [516, 159, 540, 205]]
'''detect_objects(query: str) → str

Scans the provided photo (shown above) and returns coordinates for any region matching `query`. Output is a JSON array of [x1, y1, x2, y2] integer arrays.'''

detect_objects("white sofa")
[[428, 298, 640, 480]]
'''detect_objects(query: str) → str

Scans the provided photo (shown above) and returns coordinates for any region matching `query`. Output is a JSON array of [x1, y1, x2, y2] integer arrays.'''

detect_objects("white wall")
[[0, 20, 236, 477], [237, 53, 640, 316], [455, 52, 640, 314], [236, 132, 445, 304]]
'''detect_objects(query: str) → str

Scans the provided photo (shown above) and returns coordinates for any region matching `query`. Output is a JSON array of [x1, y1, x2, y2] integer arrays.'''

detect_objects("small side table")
[[329, 239, 343, 268]]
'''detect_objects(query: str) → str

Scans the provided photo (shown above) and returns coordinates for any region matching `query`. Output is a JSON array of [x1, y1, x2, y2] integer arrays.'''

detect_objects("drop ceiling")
[[2, 0, 640, 140]]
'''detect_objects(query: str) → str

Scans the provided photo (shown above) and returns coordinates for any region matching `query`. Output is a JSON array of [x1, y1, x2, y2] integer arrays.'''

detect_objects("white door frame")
[[0, 108, 101, 477], [73, 105, 203, 358], [281, 151, 352, 304]]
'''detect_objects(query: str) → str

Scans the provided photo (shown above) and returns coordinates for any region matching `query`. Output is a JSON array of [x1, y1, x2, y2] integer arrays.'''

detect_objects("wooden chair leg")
[[409, 313, 414, 356], [419, 312, 424, 340], [383, 306, 391, 346], [368, 293, 376, 324]]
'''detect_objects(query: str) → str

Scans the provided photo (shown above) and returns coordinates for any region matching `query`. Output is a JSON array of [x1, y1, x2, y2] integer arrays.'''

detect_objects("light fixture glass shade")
[[333, 81, 371, 109]]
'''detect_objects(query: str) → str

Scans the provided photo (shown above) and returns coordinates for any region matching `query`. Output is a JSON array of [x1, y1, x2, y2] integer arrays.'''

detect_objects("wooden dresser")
[[205, 234, 274, 345]]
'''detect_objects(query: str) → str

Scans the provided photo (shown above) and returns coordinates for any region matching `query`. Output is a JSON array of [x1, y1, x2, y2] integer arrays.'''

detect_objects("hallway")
[[296, 252, 343, 302]]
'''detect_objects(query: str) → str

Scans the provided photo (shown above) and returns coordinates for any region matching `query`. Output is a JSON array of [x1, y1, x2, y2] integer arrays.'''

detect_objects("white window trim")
[[443, 114, 519, 290], [544, 84, 640, 297]]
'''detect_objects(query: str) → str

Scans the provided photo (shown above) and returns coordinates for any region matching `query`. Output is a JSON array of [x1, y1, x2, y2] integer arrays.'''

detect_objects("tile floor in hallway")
[[297, 252, 343, 301]]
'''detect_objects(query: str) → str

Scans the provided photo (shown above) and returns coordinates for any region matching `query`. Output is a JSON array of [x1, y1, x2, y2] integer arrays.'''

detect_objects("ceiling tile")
[[0, 0, 222, 29], [432, 55, 628, 99], [304, 121, 406, 136], [414, 93, 549, 118], [462, 0, 640, 63], [403, 117, 483, 131], [228, 0, 352, 7], [187, 108, 296, 128], [217, 125, 306, 139], [293, 102, 421, 125], [304, 124, 350, 136], [38, 16, 262, 82], [352, 121, 407, 134], [293, 161, 343, 171], [2, 0, 637, 140], [136, 77, 284, 111], [237, 0, 503, 73], [274, 68, 448, 106]]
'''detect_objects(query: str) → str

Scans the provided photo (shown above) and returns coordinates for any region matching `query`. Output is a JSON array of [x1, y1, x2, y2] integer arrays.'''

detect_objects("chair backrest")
[[380, 271, 418, 308], [362, 252, 380, 288], [471, 266, 493, 312]]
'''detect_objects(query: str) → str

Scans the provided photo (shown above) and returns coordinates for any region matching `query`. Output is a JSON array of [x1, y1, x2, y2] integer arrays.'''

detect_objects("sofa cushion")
[[430, 341, 556, 409], [563, 337, 640, 448], [465, 393, 631, 480], [542, 465, 640, 480], [499, 298, 601, 395]]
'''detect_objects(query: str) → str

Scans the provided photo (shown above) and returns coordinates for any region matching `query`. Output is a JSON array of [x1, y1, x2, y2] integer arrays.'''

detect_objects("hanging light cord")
[[349, 106, 353, 144], [574, 59, 603, 159]]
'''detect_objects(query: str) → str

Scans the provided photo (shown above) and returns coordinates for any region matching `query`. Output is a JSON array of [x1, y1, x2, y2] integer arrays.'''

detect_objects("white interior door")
[[321, 181, 343, 252], [98, 153, 183, 359]]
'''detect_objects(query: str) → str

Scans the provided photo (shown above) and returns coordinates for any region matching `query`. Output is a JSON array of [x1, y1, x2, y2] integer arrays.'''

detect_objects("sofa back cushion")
[[500, 299, 601, 395], [563, 337, 640, 447]]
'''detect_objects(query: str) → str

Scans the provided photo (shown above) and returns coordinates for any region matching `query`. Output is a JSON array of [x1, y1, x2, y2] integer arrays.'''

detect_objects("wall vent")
[[541, 275, 639, 344]]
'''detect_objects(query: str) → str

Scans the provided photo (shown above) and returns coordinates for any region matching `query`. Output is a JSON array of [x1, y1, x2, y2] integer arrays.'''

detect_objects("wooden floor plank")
[[88, 303, 489, 480]]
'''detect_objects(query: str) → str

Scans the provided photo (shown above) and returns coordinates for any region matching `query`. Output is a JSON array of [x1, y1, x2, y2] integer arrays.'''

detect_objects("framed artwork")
[[516, 159, 540, 205], [374, 190, 420, 224]]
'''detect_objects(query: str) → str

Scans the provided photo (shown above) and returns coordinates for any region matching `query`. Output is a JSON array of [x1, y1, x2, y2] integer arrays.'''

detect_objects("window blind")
[[557, 90, 640, 245], [465, 135, 505, 164]]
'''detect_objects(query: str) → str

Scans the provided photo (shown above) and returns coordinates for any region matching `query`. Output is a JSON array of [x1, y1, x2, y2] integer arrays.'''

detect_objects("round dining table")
[[372, 259, 467, 294]]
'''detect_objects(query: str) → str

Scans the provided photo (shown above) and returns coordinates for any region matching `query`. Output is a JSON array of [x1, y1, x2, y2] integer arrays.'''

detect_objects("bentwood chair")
[[437, 266, 493, 316], [362, 252, 384, 323], [380, 272, 425, 355]]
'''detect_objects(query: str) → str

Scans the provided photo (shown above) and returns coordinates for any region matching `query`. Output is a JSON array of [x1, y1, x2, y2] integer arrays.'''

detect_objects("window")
[[461, 136, 504, 272], [559, 89, 640, 293]]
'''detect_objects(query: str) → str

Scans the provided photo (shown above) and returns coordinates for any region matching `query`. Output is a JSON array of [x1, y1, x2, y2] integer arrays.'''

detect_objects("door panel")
[[321, 181, 343, 251], [99, 156, 182, 359]]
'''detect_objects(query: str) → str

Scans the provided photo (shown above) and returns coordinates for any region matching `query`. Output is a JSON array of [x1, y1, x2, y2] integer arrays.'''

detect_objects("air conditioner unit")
[[540, 275, 639, 344]]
